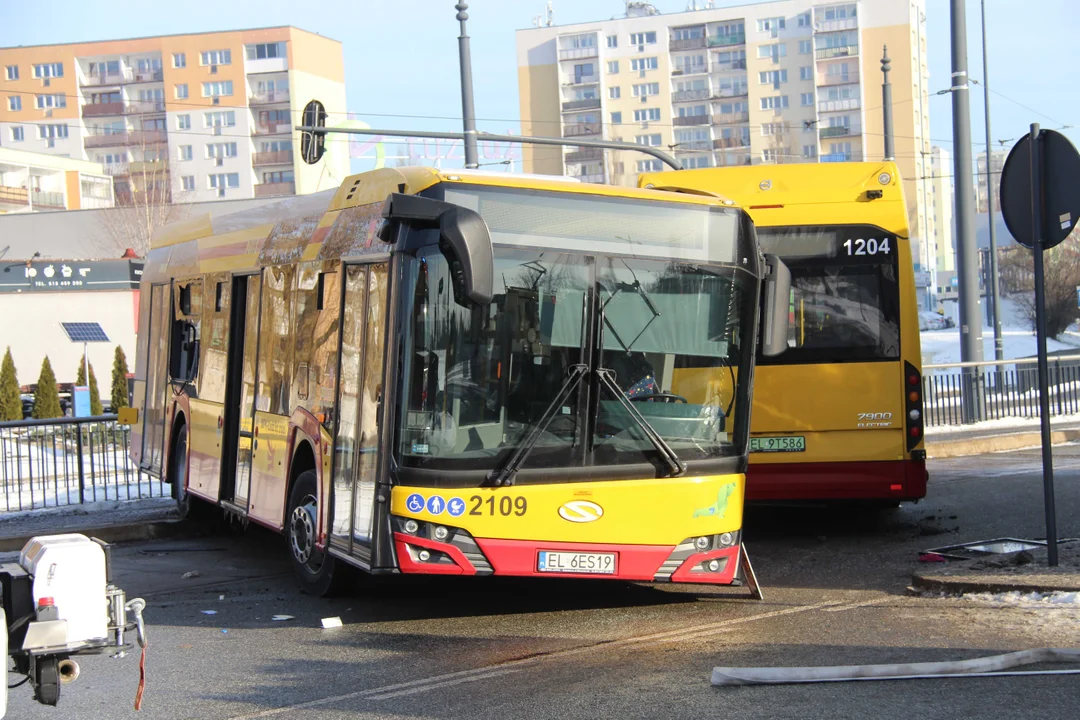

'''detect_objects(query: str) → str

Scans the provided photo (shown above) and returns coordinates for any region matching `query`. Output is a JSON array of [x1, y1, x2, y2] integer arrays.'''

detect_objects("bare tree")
[[998, 228, 1080, 338]]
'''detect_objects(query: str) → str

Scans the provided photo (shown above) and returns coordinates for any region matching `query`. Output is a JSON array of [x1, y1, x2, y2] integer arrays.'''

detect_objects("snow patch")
[[963, 591, 1080, 606]]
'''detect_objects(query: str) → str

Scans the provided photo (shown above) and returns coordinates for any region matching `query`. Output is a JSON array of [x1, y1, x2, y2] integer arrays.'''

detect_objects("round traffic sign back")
[[999, 129, 1080, 250]]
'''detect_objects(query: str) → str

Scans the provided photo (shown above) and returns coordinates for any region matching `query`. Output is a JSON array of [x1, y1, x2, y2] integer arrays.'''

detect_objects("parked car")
[[919, 311, 949, 331]]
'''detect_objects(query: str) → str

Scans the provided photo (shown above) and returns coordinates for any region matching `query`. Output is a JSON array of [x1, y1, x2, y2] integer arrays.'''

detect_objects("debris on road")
[[181, 570, 201, 579], [201, 610, 218, 615], [272, 614, 295, 621], [321, 617, 343, 629]]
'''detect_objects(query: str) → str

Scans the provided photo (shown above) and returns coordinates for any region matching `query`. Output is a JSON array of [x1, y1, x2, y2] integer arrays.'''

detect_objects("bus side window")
[[171, 280, 202, 384]]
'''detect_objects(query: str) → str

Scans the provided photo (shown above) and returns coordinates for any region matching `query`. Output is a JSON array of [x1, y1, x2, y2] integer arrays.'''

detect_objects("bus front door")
[[219, 274, 262, 513]]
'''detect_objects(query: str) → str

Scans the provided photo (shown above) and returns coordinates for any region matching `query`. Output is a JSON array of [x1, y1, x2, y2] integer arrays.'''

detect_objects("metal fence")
[[923, 354, 1080, 426], [0, 415, 167, 513]]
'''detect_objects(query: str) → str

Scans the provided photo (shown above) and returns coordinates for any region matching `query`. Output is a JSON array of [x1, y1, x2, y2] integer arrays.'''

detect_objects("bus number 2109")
[[844, 238, 891, 256]]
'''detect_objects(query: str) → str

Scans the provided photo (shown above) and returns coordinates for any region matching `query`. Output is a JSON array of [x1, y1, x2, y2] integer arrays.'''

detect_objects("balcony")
[[819, 125, 854, 138], [573, 173, 605, 184], [80, 71, 131, 87], [133, 70, 164, 84], [672, 88, 711, 103], [84, 130, 167, 149], [673, 115, 710, 126], [674, 140, 712, 152], [249, 91, 291, 106], [561, 98, 601, 112], [671, 65, 707, 77], [669, 36, 707, 51], [712, 111, 750, 125], [83, 102, 125, 117], [102, 162, 130, 176], [817, 70, 859, 86], [253, 150, 294, 166], [254, 181, 295, 197], [713, 86, 749, 99], [129, 160, 168, 175], [815, 45, 859, 60], [30, 190, 66, 209], [708, 34, 745, 48], [711, 59, 747, 73], [821, 151, 862, 163], [0, 186, 29, 208], [819, 97, 860, 113], [565, 147, 603, 164], [715, 153, 752, 167], [713, 136, 749, 149], [558, 47, 599, 61], [127, 101, 166, 115], [563, 123, 600, 137], [563, 75, 599, 86], [253, 123, 293, 136], [814, 17, 858, 32]]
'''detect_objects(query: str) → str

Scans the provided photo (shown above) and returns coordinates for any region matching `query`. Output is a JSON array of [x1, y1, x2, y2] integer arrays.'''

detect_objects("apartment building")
[[928, 145, 954, 301], [0, 27, 348, 205], [516, 0, 931, 259], [0, 146, 113, 213], [975, 148, 1005, 213]]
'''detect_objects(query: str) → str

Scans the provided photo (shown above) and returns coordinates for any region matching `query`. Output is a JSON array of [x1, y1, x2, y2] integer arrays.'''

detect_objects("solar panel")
[[61, 322, 110, 343]]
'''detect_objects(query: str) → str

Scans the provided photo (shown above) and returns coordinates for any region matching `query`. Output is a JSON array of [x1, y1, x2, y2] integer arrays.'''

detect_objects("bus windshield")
[[756, 224, 900, 365], [396, 185, 757, 480]]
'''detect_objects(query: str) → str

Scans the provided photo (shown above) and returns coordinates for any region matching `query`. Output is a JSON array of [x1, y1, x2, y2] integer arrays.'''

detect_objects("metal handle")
[[126, 598, 148, 648]]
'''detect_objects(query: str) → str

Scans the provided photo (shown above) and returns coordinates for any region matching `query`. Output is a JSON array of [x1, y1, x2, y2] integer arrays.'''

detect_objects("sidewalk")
[[924, 418, 1080, 458], [912, 540, 1080, 595], [0, 497, 189, 552]]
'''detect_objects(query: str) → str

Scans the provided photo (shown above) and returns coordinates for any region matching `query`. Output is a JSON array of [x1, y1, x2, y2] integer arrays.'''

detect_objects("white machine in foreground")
[[2, 534, 147, 712]]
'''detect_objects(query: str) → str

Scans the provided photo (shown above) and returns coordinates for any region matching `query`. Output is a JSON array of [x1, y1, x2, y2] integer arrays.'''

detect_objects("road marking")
[[823, 597, 894, 612], [227, 600, 840, 718]]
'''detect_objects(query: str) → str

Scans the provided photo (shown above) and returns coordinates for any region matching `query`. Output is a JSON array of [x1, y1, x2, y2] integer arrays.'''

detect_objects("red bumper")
[[393, 533, 741, 584], [746, 459, 927, 501]]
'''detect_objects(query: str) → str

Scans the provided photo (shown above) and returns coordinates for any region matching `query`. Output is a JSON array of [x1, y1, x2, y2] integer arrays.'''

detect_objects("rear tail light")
[[904, 361, 924, 450]]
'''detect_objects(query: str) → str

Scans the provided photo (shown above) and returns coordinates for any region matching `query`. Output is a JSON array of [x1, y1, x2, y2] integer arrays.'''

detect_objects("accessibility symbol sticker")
[[447, 497, 466, 517], [427, 495, 446, 515], [406, 493, 425, 513]]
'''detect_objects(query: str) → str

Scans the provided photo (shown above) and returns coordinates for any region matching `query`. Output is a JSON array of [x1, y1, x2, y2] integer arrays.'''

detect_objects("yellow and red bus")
[[127, 165, 789, 593], [640, 162, 927, 503]]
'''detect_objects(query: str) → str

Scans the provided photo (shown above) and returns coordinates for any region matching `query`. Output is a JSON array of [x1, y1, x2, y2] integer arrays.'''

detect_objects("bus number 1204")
[[844, 238, 891, 256]]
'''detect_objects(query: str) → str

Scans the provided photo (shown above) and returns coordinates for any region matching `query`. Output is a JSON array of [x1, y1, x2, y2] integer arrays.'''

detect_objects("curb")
[[0, 518, 201, 553], [925, 428, 1080, 459], [911, 572, 1080, 596]]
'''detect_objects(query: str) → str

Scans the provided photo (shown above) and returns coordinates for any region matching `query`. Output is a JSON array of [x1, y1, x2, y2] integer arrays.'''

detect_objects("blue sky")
[[2, 0, 1077, 172]]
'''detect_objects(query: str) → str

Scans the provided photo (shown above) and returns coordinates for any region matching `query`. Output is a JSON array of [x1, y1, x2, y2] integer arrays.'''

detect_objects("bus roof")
[[637, 161, 909, 233]]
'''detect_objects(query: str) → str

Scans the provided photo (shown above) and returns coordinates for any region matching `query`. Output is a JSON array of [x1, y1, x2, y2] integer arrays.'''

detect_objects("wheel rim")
[[289, 494, 322, 572]]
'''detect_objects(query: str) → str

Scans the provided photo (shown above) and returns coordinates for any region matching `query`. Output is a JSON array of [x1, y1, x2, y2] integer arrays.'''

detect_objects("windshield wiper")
[[486, 363, 588, 487], [596, 368, 685, 477]]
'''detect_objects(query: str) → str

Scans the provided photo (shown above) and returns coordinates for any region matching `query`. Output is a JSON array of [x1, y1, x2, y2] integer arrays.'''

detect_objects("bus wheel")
[[287, 470, 340, 596], [171, 423, 196, 519]]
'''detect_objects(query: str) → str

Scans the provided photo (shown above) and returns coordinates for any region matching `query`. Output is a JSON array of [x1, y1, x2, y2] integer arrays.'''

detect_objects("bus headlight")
[[418, 549, 431, 562], [694, 536, 711, 551], [404, 519, 419, 534], [718, 532, 734, 547], [909, 409, 921, 421], [708, 559, 721, 572], [878, 172, 891, 185], [433, 525, 450, 541]]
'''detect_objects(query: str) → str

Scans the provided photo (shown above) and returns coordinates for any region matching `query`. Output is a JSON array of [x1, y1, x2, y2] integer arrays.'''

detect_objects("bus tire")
[[286, 470, 340, 596], [170, 422, 196, 519]]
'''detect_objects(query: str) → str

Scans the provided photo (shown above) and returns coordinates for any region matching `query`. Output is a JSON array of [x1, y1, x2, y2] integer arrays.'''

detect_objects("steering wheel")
[[631, 392, 688, 404]]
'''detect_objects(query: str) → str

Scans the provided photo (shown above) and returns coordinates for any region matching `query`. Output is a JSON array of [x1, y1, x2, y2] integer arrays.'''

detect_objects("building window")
[[177, 114, 191, 130], [630, 57, 658, 71], [629, 31, 657, 45], [206, 142, 238, 158], [797, 12, 811, 27], [636, 159, 663, 173], [34, 94, 66, 109], [799, 40, 812, 54], [757, 43, 787, 60], [178, 145, 193, 161], [246, 42, 287, 60], [175, 84, 188, 99], [680, 156, 712, 169], [181, 175, 195, 191], [635, 133, 662, 146], [262, 170, 294, 184], [631, 82, 660, 97], [606, 35, 618, 48], [37, 124, 68, 139], [760, 95, 789, 110], [610, 111, 622, 124], [607, 60, 619, 74], [800, 66, 813, 81], [202, 81, 234, 97], [8, 96, 20, 111], [761, 123, 782, 136], [32, 63, 63, 78], [801, 92, 814, 106], [676, 104, 707, 117], [204, 111, 236, 127], [762, 148, 780, 163], [634, 108, 661, 122], [803, 144, 817, 158], [173, 53, 186, 68], [10, 126, 23, 141], [758, 70, 787, 85], [5, 66, 17, 80], [208, 173, 240, 189], [200, 49, 231, 66], [609, 86, 620, 99], [756, 17, 785, 33]]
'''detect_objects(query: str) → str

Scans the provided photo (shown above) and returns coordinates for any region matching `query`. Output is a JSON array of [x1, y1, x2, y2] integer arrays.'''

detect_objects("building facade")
[[516, 0, 931, 264], [928, 145, 954, 301], [0, 27, 348, 206], [0, 147, 113, 213], [975, 148, 1005, 213]]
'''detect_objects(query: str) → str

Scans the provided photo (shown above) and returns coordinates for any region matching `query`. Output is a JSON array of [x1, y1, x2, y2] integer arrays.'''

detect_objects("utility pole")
[[981, 0, 1004, 361], [881, 46, 894, 161], [950, 0, 985, 422], [455, 2, 480, 169]]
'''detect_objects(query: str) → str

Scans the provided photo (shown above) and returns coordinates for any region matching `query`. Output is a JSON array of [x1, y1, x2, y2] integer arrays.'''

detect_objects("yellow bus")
[[127, 166, 789, 593], [639, 162, 927, 504]]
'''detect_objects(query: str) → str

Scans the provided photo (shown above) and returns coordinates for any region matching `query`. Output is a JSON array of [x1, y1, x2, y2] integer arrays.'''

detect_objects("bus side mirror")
[[170, 320, 200, 383], [384, 193, 495, 306], [761, 254, 790, 358]]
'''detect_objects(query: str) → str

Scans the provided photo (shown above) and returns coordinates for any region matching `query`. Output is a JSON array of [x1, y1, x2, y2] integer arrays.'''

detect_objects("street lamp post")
[[455, 2, 480, 169], [981, 0, 1004, 361]]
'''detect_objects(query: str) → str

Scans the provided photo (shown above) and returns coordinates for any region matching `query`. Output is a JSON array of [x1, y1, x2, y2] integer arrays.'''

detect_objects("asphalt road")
[[7, 445, 1080, 720]]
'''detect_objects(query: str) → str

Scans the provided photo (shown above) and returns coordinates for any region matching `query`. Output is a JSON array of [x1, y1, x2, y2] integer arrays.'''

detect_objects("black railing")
[[0, 415, 167, 513], [923, 355, 1080, 426]]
